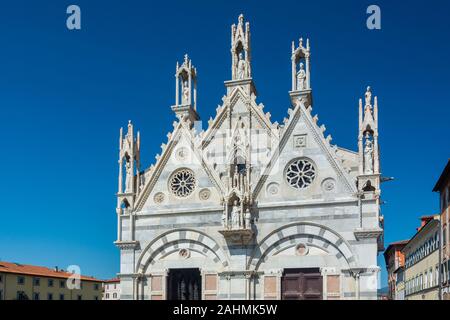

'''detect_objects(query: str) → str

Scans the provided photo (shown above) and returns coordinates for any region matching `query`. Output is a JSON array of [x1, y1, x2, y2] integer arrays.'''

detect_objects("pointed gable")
[[135, 119, 224, 212], [254, 100, 357, 203]]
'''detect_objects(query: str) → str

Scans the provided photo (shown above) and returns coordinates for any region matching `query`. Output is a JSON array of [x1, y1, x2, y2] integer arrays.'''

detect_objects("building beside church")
[[0, 261, 103, 300], [403, 215, 441, 300], [433, 159, 450, 300], [383, 240, 408, 299], [103, 278, 120, 300], [115, 15, 384, 300]]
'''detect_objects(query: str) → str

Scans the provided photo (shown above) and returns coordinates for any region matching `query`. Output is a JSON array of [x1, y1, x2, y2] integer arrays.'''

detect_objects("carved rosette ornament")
[[199, 188, 211, 201], [266, 182, 279, 196], [321, 178, 336, 193], [153, 192, 165, 204], [178, 248, 190, 259], [175, 147, 188, 162]]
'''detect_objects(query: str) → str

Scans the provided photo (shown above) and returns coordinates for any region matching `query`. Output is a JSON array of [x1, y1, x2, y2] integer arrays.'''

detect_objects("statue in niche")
[[364, 133, 374, 174], [237, 52, 248, 80], [231, 200, 241, 229], [296, 62, 306, 90], [182, 80, 189, 104], [125, 160, 133, 193]]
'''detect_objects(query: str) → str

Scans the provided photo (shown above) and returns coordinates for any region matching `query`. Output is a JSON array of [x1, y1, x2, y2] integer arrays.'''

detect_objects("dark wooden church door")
[[167, 268, 202, 300], [281, 268, 323, 300]]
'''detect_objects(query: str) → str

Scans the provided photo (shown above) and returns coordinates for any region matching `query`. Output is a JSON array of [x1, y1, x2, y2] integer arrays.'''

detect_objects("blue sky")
[[0, 1, 449, 285]]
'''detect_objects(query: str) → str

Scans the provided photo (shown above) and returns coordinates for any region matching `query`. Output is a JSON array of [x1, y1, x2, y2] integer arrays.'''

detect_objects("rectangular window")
[[94, 296, 99, 300], [17, 291, 27, 300], [0, 290, 3, 300], [436, 267, 439, 286], [33, 277, 40, 286], [448, 261, 450, 281], [60, 280, 65, 288], [59, 294, 64, 300], [94, 283, 99, 291], [33, 292, 39, 300], [430, 268, 433, 287], [444, 227, 447, 246], [77, 295, 82, 300], [48, 279, 54, 287], [0, 274, 3, 282], [17, 276, 25, 285], [47, 293, 53, 300]]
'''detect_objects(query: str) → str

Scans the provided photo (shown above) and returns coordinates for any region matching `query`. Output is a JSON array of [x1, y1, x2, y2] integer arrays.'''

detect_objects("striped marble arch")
[[136, 229, 230, 273], [248, 222, 357, 271]]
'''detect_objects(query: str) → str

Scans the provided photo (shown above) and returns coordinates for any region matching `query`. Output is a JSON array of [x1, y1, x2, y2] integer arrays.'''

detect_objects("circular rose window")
[[169, 169, 196, 197], [286, 158, 316, 189]]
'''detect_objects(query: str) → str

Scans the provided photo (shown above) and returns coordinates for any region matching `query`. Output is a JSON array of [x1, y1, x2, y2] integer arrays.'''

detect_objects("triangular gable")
[[135, 120, 225, 211], [201, 87, 274, 150], [253, 100, 356, 199]]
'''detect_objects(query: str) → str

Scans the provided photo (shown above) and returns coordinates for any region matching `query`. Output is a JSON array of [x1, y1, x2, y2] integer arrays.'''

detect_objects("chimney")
[[417, 216, 434, 232], [54, 266, 59, 272]]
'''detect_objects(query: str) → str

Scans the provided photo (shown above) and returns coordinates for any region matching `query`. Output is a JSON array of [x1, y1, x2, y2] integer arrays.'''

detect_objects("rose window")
[[286, 159, 316, 189], [169, 169, 196, 197]]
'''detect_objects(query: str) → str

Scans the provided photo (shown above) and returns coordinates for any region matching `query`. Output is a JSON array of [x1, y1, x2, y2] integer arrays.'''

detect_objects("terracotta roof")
[[420, 214, 436, 220], [383, 240, 409, 263], [104, 278, 120, 283], [433, 159, 450, 192], [0, 261, 103, 282], [388, 240, 409, 246]]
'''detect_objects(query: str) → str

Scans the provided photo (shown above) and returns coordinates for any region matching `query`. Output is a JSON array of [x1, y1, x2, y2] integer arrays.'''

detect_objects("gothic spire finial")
[[172, 54, 199, 123], [291, 36, 312, 96], [238, 13, 244, 24], [230, 14, 252, 80]]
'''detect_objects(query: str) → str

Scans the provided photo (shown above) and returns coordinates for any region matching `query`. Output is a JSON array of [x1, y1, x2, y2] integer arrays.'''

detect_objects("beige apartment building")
[[433, 159, 450, 299], [103, 278, 120, 300], [403, 216, 440, 300], [0, 261, 103, 300]]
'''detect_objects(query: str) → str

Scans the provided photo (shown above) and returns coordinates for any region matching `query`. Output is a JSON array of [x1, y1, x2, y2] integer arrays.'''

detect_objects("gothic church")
[[115, 15, 384, 300]]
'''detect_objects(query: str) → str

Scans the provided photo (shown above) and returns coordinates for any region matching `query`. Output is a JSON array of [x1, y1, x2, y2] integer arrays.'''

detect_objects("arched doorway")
[[167, 268, 201, 300]]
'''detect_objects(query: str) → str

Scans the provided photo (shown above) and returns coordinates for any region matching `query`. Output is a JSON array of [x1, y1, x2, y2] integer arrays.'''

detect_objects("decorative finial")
[[299, 37, 303, 47], [128, 120, 132, 125], [365, 86, 372, 106], [184, 54, 189, 64], [239, 14, 244, 24]]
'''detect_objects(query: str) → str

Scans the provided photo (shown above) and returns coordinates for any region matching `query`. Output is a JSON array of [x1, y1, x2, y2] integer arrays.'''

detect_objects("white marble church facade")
[[115, 15, 384, 300]]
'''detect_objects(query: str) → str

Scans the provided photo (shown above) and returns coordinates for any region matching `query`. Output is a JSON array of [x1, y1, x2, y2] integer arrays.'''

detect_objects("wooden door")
[[281, 268, 322, 300]]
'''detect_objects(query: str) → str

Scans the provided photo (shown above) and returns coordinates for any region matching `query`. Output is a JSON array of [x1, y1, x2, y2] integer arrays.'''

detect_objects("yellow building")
[[403, 216, 440, 300], [0, 261, 103, 300]]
